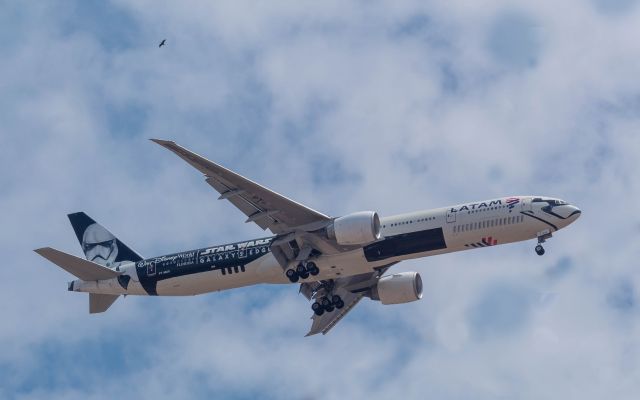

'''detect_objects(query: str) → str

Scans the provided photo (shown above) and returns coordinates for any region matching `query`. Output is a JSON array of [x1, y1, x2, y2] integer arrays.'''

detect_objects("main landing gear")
[[285, 261, 320, 283], [535, 231, 553, 256], [312, 294, 345, 316]]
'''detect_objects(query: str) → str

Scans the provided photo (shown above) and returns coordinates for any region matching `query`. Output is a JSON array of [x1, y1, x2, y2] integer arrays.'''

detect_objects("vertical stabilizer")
[[67, 212, 143, 268]]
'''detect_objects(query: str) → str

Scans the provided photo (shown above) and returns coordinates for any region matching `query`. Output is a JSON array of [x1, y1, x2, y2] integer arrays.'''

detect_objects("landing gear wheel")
[[285, 269, 299, 283], [335, 300, 345, 309], [312, 302, 324, 316], [320, 297, 334, 312], [535, 244, 545, 256], [307, 262, 320, 276], [331, 295, 342, 304], [296, 263, 309, 279]]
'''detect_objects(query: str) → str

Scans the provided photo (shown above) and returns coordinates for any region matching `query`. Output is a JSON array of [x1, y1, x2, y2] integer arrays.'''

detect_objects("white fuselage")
[[71, 195, 581, 296]]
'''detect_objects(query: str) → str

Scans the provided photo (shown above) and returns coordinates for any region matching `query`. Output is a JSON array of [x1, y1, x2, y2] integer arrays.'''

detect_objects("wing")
[[303, 265, 394, 336], [151, 139, 331, 234]]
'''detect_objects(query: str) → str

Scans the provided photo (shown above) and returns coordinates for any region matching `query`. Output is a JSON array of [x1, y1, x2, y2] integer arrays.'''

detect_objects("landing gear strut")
[[311, 294, 344, 316], [285, 261, 320, 283]]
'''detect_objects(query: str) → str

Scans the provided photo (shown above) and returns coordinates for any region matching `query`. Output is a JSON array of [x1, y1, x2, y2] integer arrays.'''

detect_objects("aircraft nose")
[[567, 205, 581, 220]]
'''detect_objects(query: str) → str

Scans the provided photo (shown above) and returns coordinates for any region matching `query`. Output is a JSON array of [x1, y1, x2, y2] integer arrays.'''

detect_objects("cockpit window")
[[534, 198, 567, 206]]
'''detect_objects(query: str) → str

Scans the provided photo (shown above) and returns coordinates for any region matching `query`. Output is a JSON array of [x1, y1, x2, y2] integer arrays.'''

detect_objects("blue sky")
[[2, 1, 640, 399]]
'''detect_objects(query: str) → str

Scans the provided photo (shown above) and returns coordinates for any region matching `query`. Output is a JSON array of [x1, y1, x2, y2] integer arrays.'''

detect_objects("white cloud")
[[2, 0, 640, 399]]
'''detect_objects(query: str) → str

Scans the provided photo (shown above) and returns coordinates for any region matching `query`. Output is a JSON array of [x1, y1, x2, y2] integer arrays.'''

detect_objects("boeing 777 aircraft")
[[35, 140, 581, 336]]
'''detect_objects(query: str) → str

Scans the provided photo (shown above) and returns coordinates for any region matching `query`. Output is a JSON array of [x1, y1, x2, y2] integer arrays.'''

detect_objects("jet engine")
[[326, 211, 381, 246], [371, 272, 423, 305]]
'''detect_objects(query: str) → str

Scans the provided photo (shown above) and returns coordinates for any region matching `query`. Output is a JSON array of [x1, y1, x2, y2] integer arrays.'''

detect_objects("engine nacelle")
[[327, 211, 381, 246], [372, 272, 423, 305]]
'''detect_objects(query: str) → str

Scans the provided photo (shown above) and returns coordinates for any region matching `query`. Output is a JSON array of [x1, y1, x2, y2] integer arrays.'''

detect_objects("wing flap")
[[34, 247, 120, 281]]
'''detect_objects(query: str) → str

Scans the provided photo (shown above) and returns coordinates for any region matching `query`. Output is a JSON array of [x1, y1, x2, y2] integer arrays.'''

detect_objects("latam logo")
[[450, 200, 503, 213], [465, 237, 498, 248], [506, 197, 520, 210]]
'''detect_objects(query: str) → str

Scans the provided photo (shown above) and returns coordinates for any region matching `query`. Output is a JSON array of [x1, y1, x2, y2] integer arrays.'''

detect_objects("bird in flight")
[[159, 39, 166, 48]]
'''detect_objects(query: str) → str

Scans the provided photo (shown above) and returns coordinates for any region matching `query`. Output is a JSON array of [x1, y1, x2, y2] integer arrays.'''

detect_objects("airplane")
[[34, 139, 582, 336]]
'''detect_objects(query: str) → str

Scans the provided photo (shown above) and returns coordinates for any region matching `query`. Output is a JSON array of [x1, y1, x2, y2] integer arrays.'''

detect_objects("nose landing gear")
[[535, 231, 552, 256], [285, 261, 321, 283]]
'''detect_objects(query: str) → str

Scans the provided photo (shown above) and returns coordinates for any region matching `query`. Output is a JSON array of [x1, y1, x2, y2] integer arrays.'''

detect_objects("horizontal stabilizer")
[[34, 247, 120, 281], [90, 293, 119, 313]]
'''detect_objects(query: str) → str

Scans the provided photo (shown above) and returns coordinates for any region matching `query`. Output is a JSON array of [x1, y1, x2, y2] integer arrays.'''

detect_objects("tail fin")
[[67, 212, 143, 268]]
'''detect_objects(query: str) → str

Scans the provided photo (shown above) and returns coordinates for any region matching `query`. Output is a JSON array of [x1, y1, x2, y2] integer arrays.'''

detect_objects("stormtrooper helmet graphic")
[[82, 223, 119, 267]]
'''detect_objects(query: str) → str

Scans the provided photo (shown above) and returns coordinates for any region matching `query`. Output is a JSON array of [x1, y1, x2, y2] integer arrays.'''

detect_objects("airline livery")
[[35, 140, 582, 336]]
